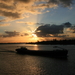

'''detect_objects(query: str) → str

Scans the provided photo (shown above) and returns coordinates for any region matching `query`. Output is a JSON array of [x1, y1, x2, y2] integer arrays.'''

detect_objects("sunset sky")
[[0, 0, 75, 43]]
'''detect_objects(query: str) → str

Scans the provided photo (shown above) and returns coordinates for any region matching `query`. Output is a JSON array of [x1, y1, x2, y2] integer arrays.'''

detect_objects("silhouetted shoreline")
[[26, 39, 75, 45], [0, 39, 75, 45], [0, 43, 26, 44]]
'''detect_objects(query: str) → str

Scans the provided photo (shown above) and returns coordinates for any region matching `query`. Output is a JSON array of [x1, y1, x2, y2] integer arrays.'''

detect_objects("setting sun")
[[31, 34, 39, 42], [32, 34, 37, 37]]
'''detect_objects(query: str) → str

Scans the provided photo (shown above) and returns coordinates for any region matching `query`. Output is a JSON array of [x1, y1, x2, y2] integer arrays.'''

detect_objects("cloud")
[[62, 22, 72, 27], [66, 26, 75, 33], [25, 22, 44, 25], [0, 18, 13, 22], [48, 0, 73, 7], [0, 0, 74, 21], [20, 32, 29, 36], [16, 21, 44, 25], [25, 22, 37, 25], [0, 23, 10, 26], [0, 31, 29, 38], [16, 21, 26, 23], [35, 22, 72, 37], [0, 10, 22, 19], [3, 31, 20, 37], [16, 21, 37, 25]]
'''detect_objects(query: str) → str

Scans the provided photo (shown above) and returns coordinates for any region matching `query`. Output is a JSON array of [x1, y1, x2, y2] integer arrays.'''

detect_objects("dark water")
[[0, 44, 75, 75]]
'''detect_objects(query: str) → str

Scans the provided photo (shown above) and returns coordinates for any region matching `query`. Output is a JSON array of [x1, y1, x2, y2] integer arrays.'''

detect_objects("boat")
[[16, 46, 68, 58]]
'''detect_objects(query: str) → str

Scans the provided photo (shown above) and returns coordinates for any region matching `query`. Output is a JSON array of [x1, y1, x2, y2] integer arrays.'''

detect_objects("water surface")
[[0, 44, 75, 75]]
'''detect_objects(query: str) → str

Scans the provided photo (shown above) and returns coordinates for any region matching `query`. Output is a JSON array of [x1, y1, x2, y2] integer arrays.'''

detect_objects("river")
[[0, 44, 75, 75]]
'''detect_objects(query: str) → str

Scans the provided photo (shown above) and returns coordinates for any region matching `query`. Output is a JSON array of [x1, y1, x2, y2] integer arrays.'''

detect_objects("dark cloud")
[[3, 31, 20, 37], [0, 31, 20, 38], [35, 22, 72, 37], [48, 0, 73, 7], [0, 31, 29, 37], [62, 22, 72, 27], [0, 10, 21, 19], [0, 3, 14, 10]]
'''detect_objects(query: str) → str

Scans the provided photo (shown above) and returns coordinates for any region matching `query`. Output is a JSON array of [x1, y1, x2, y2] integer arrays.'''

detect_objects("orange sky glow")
[[0, 0, 75, 43]]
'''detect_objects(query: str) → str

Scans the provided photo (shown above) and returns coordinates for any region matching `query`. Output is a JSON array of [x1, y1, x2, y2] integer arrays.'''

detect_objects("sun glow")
[[32, 34, 39, 42], [32, 34, 37, 37]]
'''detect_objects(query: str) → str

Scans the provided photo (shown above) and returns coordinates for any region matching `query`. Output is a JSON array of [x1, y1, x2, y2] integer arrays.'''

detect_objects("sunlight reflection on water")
[[22, 56, 45, 75]]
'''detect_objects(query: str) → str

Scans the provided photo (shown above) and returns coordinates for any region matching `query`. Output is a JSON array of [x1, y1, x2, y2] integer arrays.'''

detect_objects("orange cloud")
[[0, 0, 73, 22], [25, 22, 36, 25], [0, 23, 10, 26]]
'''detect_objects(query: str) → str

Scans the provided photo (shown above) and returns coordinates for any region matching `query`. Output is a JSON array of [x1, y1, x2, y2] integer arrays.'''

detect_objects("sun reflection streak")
[[33, 44, 39, 50], [24, 56, 44, 75], [34, 44, 38, 46]]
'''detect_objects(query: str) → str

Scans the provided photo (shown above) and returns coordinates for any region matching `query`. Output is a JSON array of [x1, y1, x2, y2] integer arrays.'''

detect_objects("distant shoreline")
[[0, 39, 75, 45], [0, 43, 75, 45]]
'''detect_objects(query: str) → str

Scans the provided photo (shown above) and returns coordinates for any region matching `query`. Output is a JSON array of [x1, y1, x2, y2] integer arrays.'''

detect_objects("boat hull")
[[16, 48, 68, 58]]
